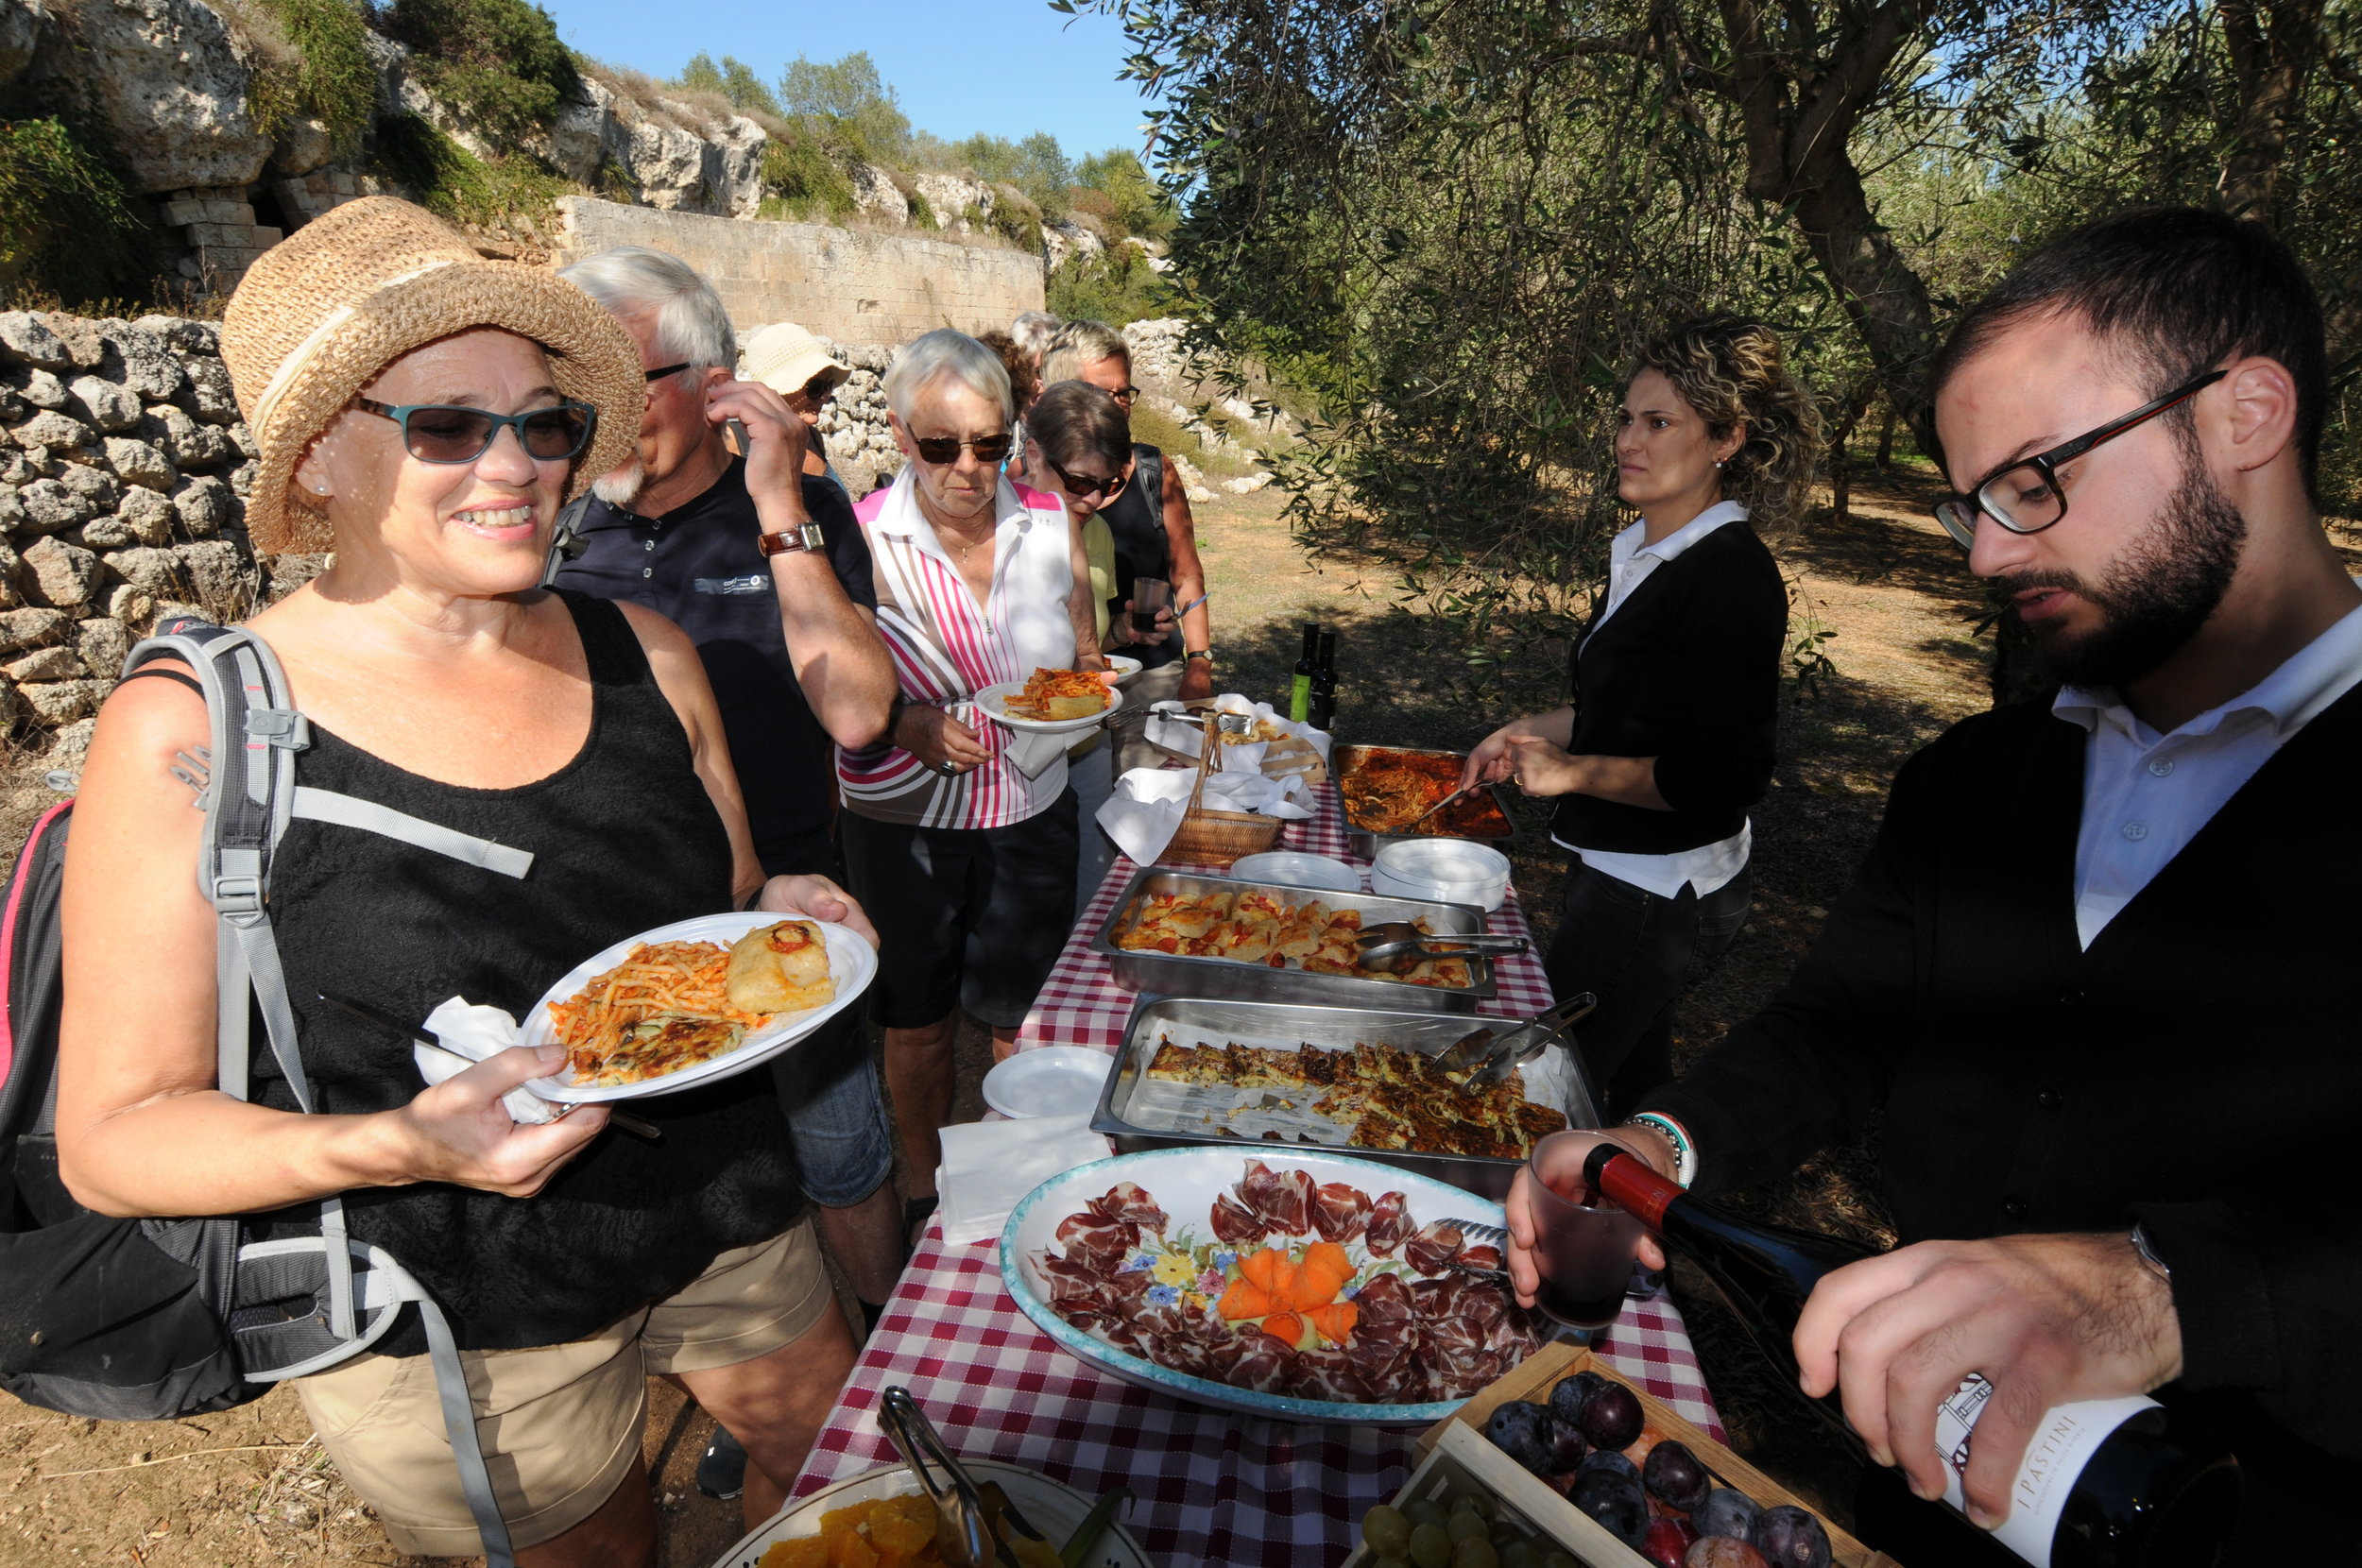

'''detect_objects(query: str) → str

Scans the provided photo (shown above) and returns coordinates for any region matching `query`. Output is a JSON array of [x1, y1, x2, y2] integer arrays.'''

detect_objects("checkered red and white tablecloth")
[[788, 784, 1727, 1564]]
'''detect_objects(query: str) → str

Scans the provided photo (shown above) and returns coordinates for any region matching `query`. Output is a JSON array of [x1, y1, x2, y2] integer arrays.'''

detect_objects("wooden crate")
[[1394, 1340, 1904, 1568]]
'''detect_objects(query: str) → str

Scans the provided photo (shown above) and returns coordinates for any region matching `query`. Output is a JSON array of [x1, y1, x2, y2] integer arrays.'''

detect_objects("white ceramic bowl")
[[1371, 839, 1513, 912], [1001, 1146, 1518, 1424], [982, 1046, 1116, 1118], [1228, 850, 1362, 894]]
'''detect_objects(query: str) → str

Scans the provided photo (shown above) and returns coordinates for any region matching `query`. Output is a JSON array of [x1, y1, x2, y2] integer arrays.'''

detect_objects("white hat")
[[741, 322, 850, 399]]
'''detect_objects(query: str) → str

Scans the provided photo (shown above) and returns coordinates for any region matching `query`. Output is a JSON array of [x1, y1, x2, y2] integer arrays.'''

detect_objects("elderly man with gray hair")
[[839, 329, 1105, 1212], [551, 246, 903, 1501]]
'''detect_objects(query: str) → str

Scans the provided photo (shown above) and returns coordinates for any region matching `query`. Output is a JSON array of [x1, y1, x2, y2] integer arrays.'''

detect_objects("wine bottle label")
[[1933, 1373, 2158, 1566], [1289, 674, 1311, 723]]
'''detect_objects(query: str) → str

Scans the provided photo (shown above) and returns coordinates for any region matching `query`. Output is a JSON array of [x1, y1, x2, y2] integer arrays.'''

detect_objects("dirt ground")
[[11, 474, 2340, 1564]]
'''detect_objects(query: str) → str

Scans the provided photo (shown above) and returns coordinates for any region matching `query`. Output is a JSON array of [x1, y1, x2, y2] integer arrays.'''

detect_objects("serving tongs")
[[1353, 920, 1530, 973], [1399, 780, 1482, 831], [879, 1387, 1055, 1568], [1467, 991, 1599, 1087]]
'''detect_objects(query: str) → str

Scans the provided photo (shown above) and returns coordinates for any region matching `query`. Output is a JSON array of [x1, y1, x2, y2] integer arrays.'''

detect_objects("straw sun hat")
[[740, 322, 850, 400], [220, 196, 643, 554]]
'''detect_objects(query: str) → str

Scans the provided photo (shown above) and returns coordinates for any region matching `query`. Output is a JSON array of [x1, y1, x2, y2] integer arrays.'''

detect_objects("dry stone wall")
[[0, 310, 272, 743]]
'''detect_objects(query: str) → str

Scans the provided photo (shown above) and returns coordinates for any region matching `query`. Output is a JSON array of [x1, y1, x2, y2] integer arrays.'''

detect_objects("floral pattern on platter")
[[1027, 1159, 1543, 1406]]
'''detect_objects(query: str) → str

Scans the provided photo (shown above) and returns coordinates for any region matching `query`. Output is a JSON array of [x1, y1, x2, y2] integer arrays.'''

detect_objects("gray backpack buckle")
[[243, 708, 311, 749]]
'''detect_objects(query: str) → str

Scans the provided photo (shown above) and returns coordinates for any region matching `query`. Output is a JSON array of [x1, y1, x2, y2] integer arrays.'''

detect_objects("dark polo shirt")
[[555, 457, 875, 876]]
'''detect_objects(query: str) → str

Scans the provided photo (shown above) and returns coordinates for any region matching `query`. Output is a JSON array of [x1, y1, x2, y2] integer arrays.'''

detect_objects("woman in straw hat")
[[51, 197, 865, 1563], [741, 319, 853, 488]]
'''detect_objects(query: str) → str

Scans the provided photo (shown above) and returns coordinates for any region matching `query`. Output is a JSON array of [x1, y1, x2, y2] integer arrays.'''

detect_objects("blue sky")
[[541, 0, 1160, 161]]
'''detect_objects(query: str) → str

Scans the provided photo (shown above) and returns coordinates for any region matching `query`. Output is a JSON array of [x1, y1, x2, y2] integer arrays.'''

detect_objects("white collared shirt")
[[2054, 596, 2362, 947], [1554, 501, 1753, 899]]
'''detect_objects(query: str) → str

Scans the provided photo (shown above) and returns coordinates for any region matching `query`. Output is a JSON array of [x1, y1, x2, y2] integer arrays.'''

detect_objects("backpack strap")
[[290, 790, 535, 878]]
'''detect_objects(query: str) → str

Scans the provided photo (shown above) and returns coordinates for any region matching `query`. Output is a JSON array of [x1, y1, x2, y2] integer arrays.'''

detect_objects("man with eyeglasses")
[[550, 247, 905, 1503], [1501, 207, 2361, 1562]]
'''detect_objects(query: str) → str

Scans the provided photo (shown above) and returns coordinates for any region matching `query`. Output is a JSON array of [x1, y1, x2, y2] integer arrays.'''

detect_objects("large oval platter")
[[519, 912, 877, 1103], [1001, 1147, 1536, 1425]]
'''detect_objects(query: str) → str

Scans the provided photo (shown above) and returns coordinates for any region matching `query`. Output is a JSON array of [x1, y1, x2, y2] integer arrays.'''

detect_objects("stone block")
[[13, 366, 67, 408], [115, 486, 177, 545], [68, 375, 144, 433], [251, 226, 283, 247], [24, 536, 103, 606], [228, 422, 259, 459], [12, 409, 93, 451], [172, 539, 249, 606], [16, 679, 110, 725], [143, 402, 229, 469], [0, 606, 69, 654], [184, 358, 241, 424], [16, 479, 91, 533], [108, 585, 156, 624], [104, 436, 176, 490], [56, 463, 121, 513], [76, 617, 129, 677], [172, 474, 235, 537], [104, 546, 183, 598], [78, 516, 145, 550], [41, 316, 106, 370], [101, 327, 185, 402], [6, 644, 86, 681], [0, 313, 73, 372], [187, 221, 255, 247]]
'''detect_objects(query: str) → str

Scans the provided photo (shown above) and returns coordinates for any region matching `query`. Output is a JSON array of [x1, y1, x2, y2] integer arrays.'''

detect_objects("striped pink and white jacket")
[[837, 471, 1079, 829]]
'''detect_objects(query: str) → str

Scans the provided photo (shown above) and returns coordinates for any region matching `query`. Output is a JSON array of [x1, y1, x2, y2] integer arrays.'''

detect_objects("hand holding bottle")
[[1792, 1232, 2186, 1529]]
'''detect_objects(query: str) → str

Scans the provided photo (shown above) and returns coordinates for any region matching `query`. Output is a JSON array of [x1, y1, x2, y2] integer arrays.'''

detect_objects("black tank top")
[[1099, 443, 1178, 671], [253, 590, 804, 1355]]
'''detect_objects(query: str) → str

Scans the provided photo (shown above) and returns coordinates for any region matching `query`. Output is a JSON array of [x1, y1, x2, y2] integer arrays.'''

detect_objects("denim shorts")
[[769, 1005, 895, 1208]]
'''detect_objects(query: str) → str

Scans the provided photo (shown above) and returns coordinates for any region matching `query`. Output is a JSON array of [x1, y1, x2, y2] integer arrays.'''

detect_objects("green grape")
[[1498, 1542, 1537, 1568], [1451, 1537, 1498, 1568], [1406, 1500, 1451, 1531], [1447, 1508, 1488, 1544], [1542, 1554, 1580, 1568], [1408, 1522, 1455, 1568], [1458, 1492, 1497, 1523], [1362, 1506, 1412, 1559]]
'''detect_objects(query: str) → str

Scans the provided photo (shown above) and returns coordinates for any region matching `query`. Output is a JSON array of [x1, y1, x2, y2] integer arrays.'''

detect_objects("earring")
[[1715, 459, 1725, 469]]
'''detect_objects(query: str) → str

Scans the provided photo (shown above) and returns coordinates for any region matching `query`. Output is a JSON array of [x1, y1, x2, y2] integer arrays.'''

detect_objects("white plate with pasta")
[[518, 912, 876, 1103]]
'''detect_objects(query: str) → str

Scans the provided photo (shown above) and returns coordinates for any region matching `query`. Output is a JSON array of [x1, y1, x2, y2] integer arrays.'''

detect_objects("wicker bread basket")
[[1164, 712, 1286, 866]]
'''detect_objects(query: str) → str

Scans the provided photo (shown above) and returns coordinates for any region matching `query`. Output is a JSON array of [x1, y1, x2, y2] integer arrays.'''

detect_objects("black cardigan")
[[1550, 520, 1787, 856], [1648, 687, 2362, 1549]]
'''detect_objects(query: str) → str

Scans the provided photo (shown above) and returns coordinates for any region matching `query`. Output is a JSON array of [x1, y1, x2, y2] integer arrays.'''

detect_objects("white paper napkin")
[[1143, 692, 1333, 763], [934, 1112, 1113, 1246], [412, 997, 562, 1125], [1000, 725, 1072, 778], [1092, 753, 1319, 866]]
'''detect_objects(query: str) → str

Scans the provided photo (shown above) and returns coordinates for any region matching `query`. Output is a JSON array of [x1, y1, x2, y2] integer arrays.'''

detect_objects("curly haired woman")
[[1463, 315, 1820, 1119]]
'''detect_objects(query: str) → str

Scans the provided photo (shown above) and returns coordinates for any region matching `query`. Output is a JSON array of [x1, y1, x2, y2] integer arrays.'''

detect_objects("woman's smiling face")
[[296, 328, 574, 596]]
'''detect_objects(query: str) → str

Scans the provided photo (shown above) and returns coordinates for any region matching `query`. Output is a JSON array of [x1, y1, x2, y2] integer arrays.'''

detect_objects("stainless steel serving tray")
[[1091, 996, 1601, 1201], [1334, 743, 1522, 860], [1091, 867, 1497, 1014]]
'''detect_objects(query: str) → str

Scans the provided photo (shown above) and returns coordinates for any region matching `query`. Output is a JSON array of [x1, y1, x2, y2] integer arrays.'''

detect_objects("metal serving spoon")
[[879, 1387, 1055, 1568], [1469, 992, 1598, 1087]]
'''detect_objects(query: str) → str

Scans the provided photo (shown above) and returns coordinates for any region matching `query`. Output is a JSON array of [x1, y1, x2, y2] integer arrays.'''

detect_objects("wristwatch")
[[756, 520, 827, 557], [1185, 647, 1215, 663]]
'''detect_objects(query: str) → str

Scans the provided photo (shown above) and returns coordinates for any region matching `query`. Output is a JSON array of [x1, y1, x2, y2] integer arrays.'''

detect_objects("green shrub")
[[678, 52, 781, 117], [240, 0, 376, 151], [759, 132, 857, 221], [1048, 245, 1172, 328], [907, 188, 936, 229], [0, 115, 158, 306], [373, 112, 566, 228], [380, 0, 581, 145]]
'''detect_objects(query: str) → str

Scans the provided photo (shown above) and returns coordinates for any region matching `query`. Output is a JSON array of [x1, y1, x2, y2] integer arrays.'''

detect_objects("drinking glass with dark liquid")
[[1132, 577, 1172, 637], [1526, 1130, 1644, 1328]]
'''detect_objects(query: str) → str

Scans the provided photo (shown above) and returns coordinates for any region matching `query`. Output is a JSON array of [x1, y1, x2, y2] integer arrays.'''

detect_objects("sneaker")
[[696, 1424, 748, 1501]]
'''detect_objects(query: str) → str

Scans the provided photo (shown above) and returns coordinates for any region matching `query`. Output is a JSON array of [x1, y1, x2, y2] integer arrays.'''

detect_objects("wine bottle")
[[1584, 1146, 2240, 1568], [1289, 622, 1318, 723], [1308, 628, 1338, 729]]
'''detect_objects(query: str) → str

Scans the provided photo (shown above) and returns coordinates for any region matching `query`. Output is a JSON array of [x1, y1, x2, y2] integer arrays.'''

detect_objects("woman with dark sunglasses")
[[1461, 315, 1819, 1118], [55, 198, 871, 1563], [837, 331, 1107, 1217]]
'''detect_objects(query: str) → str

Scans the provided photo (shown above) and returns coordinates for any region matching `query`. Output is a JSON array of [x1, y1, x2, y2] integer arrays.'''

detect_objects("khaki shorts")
[[296, 1220, 832, 1556]]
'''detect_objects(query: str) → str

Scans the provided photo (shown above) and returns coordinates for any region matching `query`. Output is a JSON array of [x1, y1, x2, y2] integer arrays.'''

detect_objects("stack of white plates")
[[1229, 850, 1362, 893], [1370, 838, 1513, 911]]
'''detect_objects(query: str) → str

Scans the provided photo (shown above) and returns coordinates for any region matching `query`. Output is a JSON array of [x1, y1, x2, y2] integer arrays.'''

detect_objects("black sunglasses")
[[1934, 368, 2228, 550], [356, 398, 597, 465], [644, 362, 693, 383], [1043, 452, 1128, 503], [912, 432, 1015, 466], [1111, 385, 1140, 407]]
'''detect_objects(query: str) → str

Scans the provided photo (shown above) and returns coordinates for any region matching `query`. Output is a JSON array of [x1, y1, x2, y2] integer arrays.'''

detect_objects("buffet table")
[[788, 783, 1728, 1563]]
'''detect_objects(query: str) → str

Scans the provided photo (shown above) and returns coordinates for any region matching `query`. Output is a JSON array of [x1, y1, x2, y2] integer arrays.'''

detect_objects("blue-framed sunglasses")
[[356, 398, 598, 465]]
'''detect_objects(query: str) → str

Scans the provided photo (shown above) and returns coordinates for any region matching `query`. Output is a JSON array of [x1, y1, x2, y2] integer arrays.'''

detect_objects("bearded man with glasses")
[[1500, 207, 2362, 1564]]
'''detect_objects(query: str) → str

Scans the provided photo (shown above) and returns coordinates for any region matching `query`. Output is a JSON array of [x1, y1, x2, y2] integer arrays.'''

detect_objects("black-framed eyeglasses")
[[1934, 369, 2227, 550], [355, 398, 597, 464], [1111, 385, 1140, 408], [644, 362, 693, 383], [1043, 452, 1128, 503], [912, 432, 1015, 466], [799, 372, 840, 403]]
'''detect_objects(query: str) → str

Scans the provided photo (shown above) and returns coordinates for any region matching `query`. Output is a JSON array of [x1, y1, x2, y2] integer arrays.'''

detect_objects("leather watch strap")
[[757, 520, 827, 557]]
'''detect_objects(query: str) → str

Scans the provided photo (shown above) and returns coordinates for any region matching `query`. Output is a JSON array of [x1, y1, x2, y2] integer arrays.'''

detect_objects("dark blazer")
[[1649, 687, 2362, 1552], [1550, 520, 1788, 856]]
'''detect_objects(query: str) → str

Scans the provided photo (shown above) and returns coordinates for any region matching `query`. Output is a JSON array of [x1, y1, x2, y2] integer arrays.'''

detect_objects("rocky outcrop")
[[542, 75, 766, 217], [0, 0, 45, 84], [850, 163, 910, 225], [803, 341, 899, 498], [61, 0, 270, 193], [911, 173, 995, 232], [1040, 218, 1106, 272], [0, 310, 280, 734]]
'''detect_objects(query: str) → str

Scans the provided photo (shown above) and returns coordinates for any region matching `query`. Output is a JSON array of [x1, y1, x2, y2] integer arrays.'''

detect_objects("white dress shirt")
[[1552, 501, 1754, 899], [2054, 596, 2362, 948]]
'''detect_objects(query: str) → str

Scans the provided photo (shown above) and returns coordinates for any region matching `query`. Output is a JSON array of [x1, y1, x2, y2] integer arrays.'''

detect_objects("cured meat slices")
[[1311, 1181, 1373, 1243], [1364, 1190, 1412, 1256]]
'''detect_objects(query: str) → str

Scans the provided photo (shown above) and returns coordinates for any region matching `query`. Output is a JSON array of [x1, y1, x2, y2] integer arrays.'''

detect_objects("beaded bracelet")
[[1620, 1112, 1698, 1187]]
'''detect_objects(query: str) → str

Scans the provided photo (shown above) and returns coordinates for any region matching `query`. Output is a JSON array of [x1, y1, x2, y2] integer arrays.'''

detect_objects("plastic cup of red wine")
[[1527, 1131, 1646, 1328], [1131, 576, 1172, 634]]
